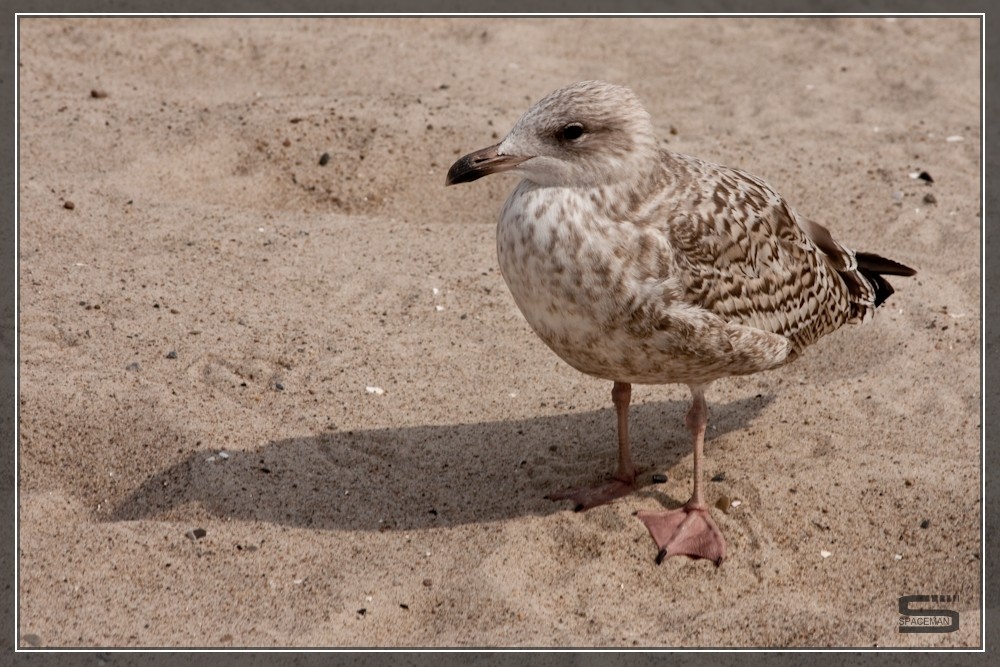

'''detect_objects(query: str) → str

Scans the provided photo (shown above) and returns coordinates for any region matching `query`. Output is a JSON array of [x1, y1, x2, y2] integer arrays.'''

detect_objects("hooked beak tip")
[[445, 143, 528, 186]]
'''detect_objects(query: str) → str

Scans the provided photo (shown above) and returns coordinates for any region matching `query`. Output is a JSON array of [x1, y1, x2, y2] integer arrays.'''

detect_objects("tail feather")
[[798, 217, 916, 318], [855, 252, 917, 307]]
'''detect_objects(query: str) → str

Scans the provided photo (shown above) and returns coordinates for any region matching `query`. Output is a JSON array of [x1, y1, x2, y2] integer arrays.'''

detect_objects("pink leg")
[[636, 385, 727, 565], [547, 381, 638, 510]]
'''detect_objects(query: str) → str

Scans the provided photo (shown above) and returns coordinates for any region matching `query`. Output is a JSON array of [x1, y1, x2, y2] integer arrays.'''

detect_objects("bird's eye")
[[558, 122, 586, 141]]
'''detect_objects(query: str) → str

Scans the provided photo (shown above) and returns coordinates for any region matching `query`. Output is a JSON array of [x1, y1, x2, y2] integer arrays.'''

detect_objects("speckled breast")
[[494, 181, 684, 384]]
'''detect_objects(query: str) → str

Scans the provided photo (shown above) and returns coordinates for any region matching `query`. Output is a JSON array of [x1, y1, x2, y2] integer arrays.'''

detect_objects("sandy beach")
[[17, 16, 981, 648]]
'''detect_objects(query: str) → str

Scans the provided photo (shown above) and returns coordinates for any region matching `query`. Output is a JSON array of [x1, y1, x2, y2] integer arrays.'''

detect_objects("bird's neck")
[[588, 152, 675, 219]]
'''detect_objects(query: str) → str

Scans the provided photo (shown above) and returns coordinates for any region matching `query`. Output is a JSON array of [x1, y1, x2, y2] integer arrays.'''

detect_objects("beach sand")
[[17, 16, 981, 648]]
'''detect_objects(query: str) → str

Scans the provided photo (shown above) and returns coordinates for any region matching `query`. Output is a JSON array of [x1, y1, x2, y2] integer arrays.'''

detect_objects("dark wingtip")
[[856, 252, 917, 277], [854, 252, 916, 307]]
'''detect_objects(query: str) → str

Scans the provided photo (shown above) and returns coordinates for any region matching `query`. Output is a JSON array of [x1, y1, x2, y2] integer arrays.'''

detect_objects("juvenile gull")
[[446, 81, 915, 566]]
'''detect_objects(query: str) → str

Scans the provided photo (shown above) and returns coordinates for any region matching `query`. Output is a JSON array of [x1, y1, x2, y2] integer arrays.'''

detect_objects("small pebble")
[[730, 500, 742, 508], [894, 554, 903, 560], [920, 518, 931, 529], [715, 495, 731, 513], [185, 528, 207, 540], [711, 472, 726, 482], [945, 135, 963, 142], [90, 89, 108, 98], [21, 634, 41, 647], [422, 578, 432, 587], [125, 362, 140, 372], [651, 473, 667, 484], [357, 608, 366, 616], [820, 550, 832, 558], [365, 386, 385, 395], [923, 193, 937, 204], [274, 382, 285, 391], [918, 171, 934, 183], [63, 200, 75, 210], [218, 451, 229, 460], [319, 152, 331, 166], [400, 603, 409, 610], [165, 350, 177, 359]]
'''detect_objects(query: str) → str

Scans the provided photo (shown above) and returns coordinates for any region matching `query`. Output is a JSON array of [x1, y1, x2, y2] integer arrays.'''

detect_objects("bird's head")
[[446, 81, 658, 189]]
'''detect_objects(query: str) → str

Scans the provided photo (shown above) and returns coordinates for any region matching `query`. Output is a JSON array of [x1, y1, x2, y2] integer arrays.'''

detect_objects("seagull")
[[445, 81, 915, 565]]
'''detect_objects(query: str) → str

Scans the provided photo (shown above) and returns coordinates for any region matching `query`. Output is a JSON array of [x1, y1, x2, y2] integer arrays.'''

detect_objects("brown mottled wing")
[[662, 156, 854, 356]]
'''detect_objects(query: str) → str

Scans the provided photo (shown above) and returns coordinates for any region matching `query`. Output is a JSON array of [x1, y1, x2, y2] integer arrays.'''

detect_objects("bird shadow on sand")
[[108, 395, 774, 532]]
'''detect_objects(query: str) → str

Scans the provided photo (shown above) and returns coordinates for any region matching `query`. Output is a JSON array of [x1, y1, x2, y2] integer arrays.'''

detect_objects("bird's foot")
[[546, 476, 636, 511], [636, 503, 726, 566]]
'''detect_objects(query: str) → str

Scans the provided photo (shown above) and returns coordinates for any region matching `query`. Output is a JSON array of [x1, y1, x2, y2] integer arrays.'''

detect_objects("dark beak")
[[445, 143, 531, 186]]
